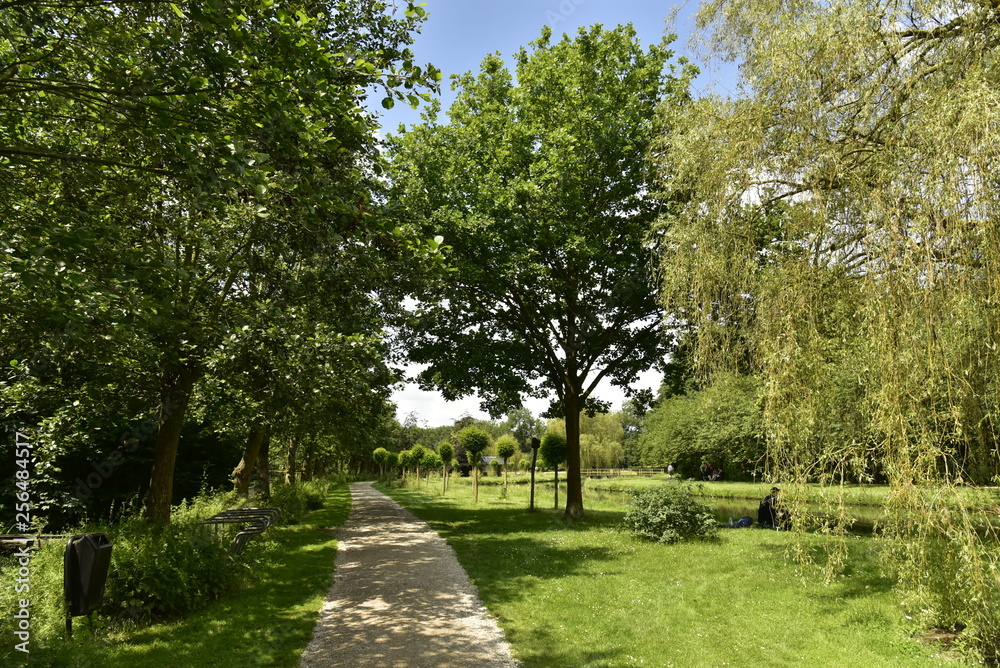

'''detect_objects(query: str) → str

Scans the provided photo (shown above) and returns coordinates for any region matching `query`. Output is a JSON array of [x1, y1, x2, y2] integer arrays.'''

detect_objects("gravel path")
[[299, 482, 520, 668]]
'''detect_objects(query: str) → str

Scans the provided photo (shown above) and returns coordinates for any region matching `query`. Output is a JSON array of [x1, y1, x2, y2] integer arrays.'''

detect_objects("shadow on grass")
[[753, 531, 898, 607], [379, 485, 637, 667], [22, 485, 352, 668], [513, 623, 624, 667], [381, 485, 627, 599]]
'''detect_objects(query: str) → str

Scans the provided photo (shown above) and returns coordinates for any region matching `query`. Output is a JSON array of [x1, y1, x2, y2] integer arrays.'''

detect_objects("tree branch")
[[0, 145, 173, 175]]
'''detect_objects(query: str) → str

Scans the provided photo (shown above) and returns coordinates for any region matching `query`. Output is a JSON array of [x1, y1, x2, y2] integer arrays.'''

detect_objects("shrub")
[[622, 483, 719, 544], [0, 489, 258, 650], [0, 537, 70, 649], [105, 514, 248, 620], [269, 479, 331, 523]]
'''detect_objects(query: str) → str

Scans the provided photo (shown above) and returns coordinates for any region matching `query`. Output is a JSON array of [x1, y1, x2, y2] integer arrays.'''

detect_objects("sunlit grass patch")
[[381, 481, 958, 667]]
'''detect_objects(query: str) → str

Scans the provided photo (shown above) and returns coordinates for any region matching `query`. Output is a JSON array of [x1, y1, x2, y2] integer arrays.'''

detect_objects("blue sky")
[[379, 0, 738, 427], [374, 0, 739, 135]]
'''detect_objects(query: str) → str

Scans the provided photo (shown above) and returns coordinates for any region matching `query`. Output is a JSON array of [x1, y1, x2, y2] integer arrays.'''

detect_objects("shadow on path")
[[299, 482, 520, 668]]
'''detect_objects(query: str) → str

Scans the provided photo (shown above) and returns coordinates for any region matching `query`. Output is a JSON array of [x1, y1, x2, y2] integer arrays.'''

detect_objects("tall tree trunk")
[[145, 363, 201, 524], [233, 422, 268, 497], [303, 442, 314, 481], [529, 437, 540, 510], [564, 387, 585, 519], [554, 464, 559, 510], [286, 434, 299, 485], [258, 427, 271, 501]]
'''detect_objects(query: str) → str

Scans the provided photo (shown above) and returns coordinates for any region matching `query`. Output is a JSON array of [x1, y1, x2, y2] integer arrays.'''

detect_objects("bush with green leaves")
[[269, 479, 331, 523], [0, 536, 71, 650], [105, 516, 249, 620], [0, 489, 255, 649], [622, 483, 718, 545]]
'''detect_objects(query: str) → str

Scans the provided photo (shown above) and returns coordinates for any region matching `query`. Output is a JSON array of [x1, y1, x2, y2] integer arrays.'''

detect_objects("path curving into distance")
[[299, 482, 520, 668]]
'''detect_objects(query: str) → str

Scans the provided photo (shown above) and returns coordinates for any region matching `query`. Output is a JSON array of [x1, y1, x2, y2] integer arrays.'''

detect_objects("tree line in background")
[[386, 407, 642, 478]]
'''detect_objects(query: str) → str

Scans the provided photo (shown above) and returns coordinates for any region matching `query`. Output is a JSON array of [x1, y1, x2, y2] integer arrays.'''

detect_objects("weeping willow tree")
[[654, 0, 1000, 655]]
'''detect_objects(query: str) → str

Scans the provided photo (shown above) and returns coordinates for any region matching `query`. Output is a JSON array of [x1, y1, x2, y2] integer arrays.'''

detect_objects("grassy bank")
[[381, 478, 958, 667], [585, 478, 893, 506], [586, 477, 999, 510], [3, 485, 351, 667]]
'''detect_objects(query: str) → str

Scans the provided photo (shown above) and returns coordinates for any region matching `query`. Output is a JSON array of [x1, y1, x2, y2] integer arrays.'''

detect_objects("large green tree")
[[388, 24, 696, 518], [655, 0, 1000, 654], [638, 373, 763, 478], [0, 0, 441, 524]]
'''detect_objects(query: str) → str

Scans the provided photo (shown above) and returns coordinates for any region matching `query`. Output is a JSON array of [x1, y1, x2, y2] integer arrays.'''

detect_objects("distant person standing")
[[667, 464, 674, 476]]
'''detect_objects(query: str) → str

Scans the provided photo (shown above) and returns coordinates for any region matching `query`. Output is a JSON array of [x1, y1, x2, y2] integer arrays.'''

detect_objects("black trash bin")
[[64, 533, 113, 634]]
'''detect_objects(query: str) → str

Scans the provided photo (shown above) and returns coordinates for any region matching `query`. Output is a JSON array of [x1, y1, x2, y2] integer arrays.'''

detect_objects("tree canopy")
[[1, 0, 442, 524], [654, 0, 1000, 652], [388, 23, 696, 518]]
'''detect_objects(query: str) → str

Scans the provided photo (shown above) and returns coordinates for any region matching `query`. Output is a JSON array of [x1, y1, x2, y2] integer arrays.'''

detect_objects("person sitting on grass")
[[758, 487, 781, 529]]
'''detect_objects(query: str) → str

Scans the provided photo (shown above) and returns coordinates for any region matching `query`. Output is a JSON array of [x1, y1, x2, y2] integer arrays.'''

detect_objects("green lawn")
[[7, 485, 351, 668], [587, 478, 1000, 512], [6, 478, 972, 667], [381, 478, 962, 668]]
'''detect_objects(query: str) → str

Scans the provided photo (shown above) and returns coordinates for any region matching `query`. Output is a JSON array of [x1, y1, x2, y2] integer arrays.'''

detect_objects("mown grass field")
[[585, 476, 999, 509], [4, 476, 976, 667], [381, 476, 962, 667]]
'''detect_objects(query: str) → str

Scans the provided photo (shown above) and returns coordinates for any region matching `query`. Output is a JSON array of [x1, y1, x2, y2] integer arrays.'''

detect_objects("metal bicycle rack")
[[200, 507, 282, 552]]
